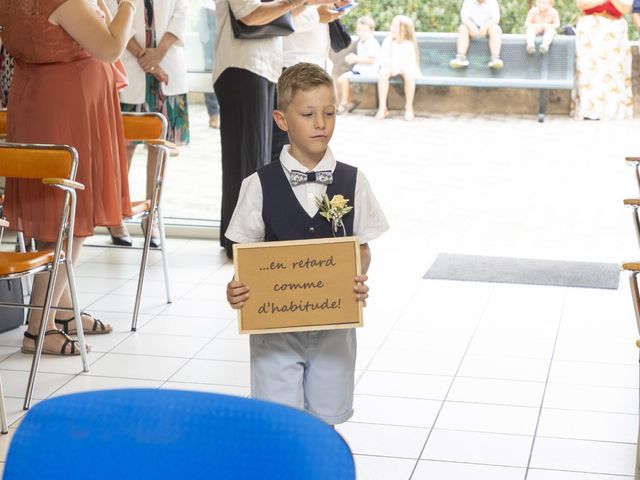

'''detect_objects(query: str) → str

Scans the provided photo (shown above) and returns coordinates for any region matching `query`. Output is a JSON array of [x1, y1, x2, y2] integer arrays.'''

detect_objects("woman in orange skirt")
[[0, 0, 138, 355]]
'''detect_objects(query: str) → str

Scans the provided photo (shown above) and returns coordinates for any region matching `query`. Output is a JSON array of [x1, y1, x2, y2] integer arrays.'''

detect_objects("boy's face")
[[356, 23, 373, 41], [274, 85, 337, 166]]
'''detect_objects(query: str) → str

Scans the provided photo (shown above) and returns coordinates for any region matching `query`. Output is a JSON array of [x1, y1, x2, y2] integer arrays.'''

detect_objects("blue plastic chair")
[[4, 389, 356, 480]]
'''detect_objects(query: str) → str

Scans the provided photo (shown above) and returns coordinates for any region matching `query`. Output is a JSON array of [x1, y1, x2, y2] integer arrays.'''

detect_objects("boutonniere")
[[315, 193, 353, 236]]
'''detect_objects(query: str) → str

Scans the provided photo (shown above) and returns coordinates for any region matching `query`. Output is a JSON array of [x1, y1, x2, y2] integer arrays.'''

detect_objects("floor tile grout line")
[[353, 391, 640, 416], [352, 280, 426, 386], [407, 283, 497, 479], [528, 465, 634, 477], [159, 265, 239, 389], [523, 287, 570, 479], [345, 279, 439, 477]]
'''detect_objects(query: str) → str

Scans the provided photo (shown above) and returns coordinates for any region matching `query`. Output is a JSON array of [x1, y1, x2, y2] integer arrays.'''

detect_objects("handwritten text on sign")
[[233, 237, 362, 334]]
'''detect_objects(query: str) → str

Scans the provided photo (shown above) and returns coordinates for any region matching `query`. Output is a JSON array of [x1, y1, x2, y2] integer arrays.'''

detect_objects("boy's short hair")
[[357, 15, 375, 29], [277, 63, 336, 111]]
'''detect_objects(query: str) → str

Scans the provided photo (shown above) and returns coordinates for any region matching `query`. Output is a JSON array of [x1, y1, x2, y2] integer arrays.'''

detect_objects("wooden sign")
[[233, 237, 363, 334]]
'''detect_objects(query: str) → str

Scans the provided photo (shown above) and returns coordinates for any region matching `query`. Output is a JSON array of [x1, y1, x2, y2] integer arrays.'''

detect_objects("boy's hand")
[[227, 280, 250, 309], [354, 274, 369, 307]]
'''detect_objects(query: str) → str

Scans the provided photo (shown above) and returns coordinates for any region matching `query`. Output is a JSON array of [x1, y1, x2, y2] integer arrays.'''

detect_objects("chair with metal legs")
[[0, 110, 33, 298], [623, 156, 640, 480], [121, 112, 172, 331], [0, 143, 88, 410], [621, 262, 640, 480]]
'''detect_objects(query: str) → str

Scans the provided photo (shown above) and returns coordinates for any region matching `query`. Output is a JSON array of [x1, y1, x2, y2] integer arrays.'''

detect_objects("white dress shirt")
[[225, 145, 389, 245], [213, 0, 284, 84], [106, 0, 189, 102], [353, 36, 382, 75], [460, 0, 501, 27]]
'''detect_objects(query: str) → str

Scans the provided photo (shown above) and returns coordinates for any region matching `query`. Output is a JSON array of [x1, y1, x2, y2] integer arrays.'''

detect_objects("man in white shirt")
[[450, 0, 504, 69]]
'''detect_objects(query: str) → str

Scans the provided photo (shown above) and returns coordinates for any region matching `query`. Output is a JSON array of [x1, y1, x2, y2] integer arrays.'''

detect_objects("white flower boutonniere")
[[315, 193, 353, 236]]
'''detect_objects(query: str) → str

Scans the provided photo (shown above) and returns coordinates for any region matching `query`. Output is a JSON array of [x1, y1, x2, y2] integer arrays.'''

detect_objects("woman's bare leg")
[[23, 238, 89, 353]]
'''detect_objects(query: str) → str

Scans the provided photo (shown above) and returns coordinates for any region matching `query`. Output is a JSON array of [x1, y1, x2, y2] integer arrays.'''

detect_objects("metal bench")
[[349, 32, 576, 122]]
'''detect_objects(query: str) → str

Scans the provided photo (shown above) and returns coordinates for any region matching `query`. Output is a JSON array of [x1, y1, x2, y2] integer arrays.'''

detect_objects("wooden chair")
[[121, 112, 172, 331], [0, 143, 89, 410]]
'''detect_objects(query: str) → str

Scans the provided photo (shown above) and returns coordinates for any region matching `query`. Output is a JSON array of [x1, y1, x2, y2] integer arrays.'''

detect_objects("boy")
[[225, 62, 388, 425], [450, 0, 504, 69], [336, 16, 381, 114], [524, 0, 560, 54]]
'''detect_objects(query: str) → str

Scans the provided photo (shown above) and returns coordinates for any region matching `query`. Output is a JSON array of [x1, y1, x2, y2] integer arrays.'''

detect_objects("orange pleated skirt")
[[5, 56, 132, 242]]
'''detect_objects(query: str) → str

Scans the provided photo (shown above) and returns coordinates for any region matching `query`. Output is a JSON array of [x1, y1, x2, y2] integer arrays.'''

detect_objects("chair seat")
[[0, 250, 60, 275], [129, 200, 151, 217]]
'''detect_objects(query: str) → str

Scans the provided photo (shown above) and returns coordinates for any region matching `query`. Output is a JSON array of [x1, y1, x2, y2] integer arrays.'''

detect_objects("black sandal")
[[22, 329, 83, 356], [55, 312, 112, 335]]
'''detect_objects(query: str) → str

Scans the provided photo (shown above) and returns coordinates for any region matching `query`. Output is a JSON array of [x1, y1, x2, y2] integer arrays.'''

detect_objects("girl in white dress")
[[375, 15, 421, 121]]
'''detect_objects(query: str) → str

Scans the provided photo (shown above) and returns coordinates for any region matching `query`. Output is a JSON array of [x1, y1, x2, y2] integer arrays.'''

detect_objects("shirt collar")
[[279, 145, 337, 174]]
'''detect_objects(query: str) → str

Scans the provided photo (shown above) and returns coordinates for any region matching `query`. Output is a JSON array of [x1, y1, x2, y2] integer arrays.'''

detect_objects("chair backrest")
[[122, 112, 168, 142], [4, 389, 356, 480], [0, 110, 7, 137], [0, 144, 77, 181]]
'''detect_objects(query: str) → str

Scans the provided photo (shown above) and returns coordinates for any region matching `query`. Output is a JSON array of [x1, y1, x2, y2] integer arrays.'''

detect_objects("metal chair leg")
[[629, 274, 640, 480], [131, 211, 154, 332], [24, 265, 60, 410], [157, 207, 172, 304], [0, 375, 9, 434], [17, 232, 33, 299], [636, 358, 640, 480], [65, 260, 89, 372]]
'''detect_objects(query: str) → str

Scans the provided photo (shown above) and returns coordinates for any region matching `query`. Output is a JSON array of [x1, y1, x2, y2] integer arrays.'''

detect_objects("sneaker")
[[209, 114, 219, 129], [538, 44, 549, 54], [449, 55, 469, 69], [488, 56, 504, 69], [526, 44, 535, 55]]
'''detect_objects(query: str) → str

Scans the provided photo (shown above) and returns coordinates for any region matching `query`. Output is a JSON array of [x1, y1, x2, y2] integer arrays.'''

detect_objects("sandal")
[[55, 312, 112, 335], [21, 329, 86, 356]]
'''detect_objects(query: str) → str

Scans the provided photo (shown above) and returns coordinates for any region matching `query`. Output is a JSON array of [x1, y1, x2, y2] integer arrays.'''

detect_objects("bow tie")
[[289, 170, 333, 187]]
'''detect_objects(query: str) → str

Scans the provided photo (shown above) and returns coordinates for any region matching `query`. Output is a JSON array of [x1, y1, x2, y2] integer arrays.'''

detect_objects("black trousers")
[[270, 67, 289, 163], [214, 68, 275, 255]]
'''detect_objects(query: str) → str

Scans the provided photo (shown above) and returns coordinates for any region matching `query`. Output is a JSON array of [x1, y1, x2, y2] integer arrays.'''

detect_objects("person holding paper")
[[225, 62, 388, 425]]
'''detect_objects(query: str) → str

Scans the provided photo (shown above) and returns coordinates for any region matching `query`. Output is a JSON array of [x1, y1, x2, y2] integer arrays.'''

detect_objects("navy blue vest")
[[258, 161, 357, 242]]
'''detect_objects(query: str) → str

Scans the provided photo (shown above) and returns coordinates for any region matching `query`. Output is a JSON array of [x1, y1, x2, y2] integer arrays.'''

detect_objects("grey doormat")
[[424, 253, 620, 289]]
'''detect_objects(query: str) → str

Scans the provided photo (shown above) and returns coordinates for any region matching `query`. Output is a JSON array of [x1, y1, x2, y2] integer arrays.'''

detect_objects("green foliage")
[[341, 0, 582, 34]]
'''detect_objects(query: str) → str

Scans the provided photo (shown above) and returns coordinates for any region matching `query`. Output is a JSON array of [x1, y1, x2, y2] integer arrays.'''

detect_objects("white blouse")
[[213, 0, 284, 84], [106, 0, 189, 102]]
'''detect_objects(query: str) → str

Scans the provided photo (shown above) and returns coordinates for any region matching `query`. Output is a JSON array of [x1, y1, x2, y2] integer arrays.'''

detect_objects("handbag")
[[229, 0, 294, 40], [329, 19, 352, 53]]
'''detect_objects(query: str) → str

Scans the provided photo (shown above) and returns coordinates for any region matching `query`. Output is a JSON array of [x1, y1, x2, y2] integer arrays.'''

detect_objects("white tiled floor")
[[0, 113, 639, 479]]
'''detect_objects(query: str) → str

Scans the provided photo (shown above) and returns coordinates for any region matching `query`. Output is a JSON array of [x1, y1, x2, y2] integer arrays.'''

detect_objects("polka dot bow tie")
[[289, 170, 333, 187]]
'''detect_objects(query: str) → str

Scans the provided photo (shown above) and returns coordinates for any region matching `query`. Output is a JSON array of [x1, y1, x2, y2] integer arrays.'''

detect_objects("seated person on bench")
[[450, 0, 504, 70]]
